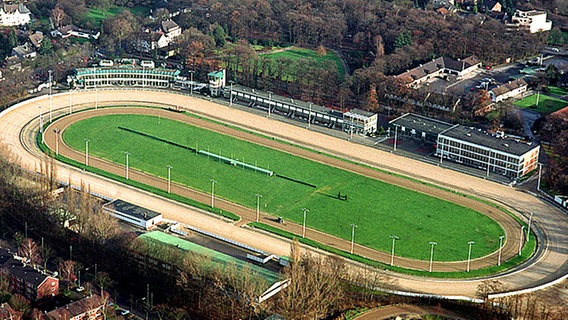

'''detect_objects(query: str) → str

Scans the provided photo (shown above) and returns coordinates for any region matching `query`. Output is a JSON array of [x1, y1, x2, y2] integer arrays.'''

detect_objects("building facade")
[[507, 10, 552, 33], [0, 249, 59, 301], [437, 126, 539, 179], [489, 79, 528, 102], [396, 55, 481, 87], [45, 295, 104, 320], [102, 199, 162, 230], [389, 113, 540, 179], [0, 4, 31, 26], [70, 63, 181, 89], [227, 85, 377, 133]]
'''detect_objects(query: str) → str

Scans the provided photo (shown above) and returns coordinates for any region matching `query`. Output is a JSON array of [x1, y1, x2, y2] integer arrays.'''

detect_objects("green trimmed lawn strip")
[[37, 133, 239, 221], [262, 47, 345, 79], [249, 222, 537, 279], [513, 94, 567, 114], [63, 114, 503, 261]]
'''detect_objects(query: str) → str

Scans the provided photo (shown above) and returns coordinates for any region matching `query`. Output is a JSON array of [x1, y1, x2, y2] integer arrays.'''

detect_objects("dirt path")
[[1, 89, 566, 298], [355, 304, 470, 320]]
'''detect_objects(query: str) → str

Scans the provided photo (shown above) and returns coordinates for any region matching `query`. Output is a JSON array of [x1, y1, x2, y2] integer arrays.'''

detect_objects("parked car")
[[120, 310, 130, 316]]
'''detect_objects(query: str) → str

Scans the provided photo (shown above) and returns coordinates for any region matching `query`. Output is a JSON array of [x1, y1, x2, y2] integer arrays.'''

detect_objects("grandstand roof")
[[103, 199, 161, 222], [139, 231, 280, 283], [441, 126, 537, 156], [389, 113, 454, 135]]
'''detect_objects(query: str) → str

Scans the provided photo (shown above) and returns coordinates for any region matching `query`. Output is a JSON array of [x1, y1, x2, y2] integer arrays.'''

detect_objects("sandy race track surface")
[[1, 89, 566, 298]]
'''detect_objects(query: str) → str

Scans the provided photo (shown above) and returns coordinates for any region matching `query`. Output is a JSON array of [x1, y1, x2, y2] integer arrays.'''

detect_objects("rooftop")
[[441, 126, 537, 156], [231, 85, 348, 117], [389, 113, 454, 135], [139, 231, 280, 284], [103, 199, 161, 221], [396, 56, 480, 82], [490, 79, 527, 97], [45, 295, 103, 319]]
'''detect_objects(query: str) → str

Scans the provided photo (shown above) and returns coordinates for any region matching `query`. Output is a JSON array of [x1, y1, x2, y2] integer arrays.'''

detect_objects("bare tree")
[[58, 260, 77, 284], [50, 7, 68, 28], [18, 238, 42, 267]]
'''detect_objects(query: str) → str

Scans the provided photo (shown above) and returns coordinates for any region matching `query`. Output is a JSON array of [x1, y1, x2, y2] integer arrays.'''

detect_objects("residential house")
[[0, 3, 31, 26], [507, 10, 552, 33], [51, 25, 100, 40], [489, 79, 528, 102], [480, 0, 502, 12], [0, 248, 59, 301], [44, 294, 105, 320], [138, 20, 182, 52], [29, 31, 44, 49], [10, 43, 36, 60], [0, 303, 23, 320], [396, 55, 482, 87]]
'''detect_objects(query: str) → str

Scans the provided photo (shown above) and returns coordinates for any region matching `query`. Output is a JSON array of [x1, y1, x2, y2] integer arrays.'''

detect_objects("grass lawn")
[[263, 47, 346, 79], [83, 6, 149, 28], [545, 86, 568, 97], [63, 113, 504, 262], [513, 93, 567, 114]]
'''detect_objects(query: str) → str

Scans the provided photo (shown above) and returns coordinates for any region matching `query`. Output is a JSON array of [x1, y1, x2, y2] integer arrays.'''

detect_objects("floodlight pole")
[[267, 91, 273, 118], [124, 152, 131, 180], [93, 66, 98, 109], [307, 102, 312, 129], [69, 87, 73, 114], [350, 224, 358, 254], [229, 81, 234, 106], [84, 138, 90, 166], [49, 70, 53, 122], [54, 128, 60, 155], [38, 106, 43, 134], [519, 226, 525, 256], [301, 208, 309, 238], [189, 70, 194, 95], [210, 179, 217, 208], [429, 241, 437, 273], [255, 193, 262, 223], [394, 126, 398, 151], [527, 212, 534, 242], [390, 235, 399, 266], [537, 163, 542, 192], [167, 165, 173, 193], [467, 241, 475, 272], [498, 235, 505, 266]]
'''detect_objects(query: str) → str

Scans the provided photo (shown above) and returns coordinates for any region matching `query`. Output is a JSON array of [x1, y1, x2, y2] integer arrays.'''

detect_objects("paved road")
[[1, 89, 566, 298]]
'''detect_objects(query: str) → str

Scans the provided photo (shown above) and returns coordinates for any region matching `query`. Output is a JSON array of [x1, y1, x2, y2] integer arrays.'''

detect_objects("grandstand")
[[69, 60, 181, 89], [226, 85, 377, 134]]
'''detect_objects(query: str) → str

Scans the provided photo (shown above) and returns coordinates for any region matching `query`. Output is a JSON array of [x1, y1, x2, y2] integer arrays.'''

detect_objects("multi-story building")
[[0, 4, 31, 26], [0, 248, 59, 302], [389, 113, 540, 180], [45, 295, 105, 320], [344, 109, 378, 134], [507, 10, 552, 33]]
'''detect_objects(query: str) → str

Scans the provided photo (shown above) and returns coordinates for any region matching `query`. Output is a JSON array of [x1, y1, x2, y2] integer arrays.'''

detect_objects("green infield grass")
[[513, 93, 567, 114], [63, 113, 504, 262]]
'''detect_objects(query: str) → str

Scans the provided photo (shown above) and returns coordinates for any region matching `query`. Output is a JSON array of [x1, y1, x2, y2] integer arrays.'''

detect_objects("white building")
[[51, 24, 101, 40], [508, 10, 552, 33], [344, 108, 378, 134], [138, 20, 182, 51], [489, 79, 528, 103], [0, 4, 31, 26], [437, 126, 540, 179], [396, 56, 481, 87], [103, 199, 162, 230]]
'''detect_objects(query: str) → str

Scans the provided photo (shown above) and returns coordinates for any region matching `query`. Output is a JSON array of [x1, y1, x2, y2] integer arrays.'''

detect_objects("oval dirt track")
[[1, 89, 566, 297]]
